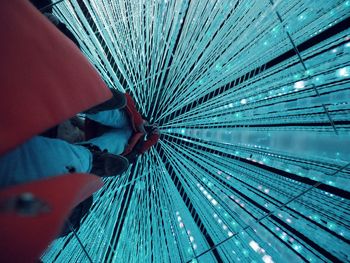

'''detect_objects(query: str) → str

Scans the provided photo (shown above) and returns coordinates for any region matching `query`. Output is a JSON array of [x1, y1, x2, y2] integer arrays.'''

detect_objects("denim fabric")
[[85, 109, 133, 155], [0, 136, 92, 188]]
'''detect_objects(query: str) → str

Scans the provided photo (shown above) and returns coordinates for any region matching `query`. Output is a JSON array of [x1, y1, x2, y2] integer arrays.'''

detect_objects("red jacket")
[[85, 93, 159, 156]]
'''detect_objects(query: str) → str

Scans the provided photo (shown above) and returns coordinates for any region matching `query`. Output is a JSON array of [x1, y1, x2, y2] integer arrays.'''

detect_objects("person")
[[0, 0, 158, 188], [1, 1, 159, 183], [0, 90, 159, 238], [0, 0, 159, 237], [0, 89, 159, 188], [28, 0, 160, 165], [83, 90, 160, 163]]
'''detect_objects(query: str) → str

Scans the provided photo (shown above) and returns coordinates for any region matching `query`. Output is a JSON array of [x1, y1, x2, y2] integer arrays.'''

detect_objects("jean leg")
[[85, 109, 130, 129], [84, 127, 133, 155], [0, 136, 92, 188]]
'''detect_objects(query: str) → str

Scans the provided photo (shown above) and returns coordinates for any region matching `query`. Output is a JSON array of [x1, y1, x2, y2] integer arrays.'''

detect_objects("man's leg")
[[85, 108, 130, 129], [0, 136, 92, 188], [84, 127, 133, 155]]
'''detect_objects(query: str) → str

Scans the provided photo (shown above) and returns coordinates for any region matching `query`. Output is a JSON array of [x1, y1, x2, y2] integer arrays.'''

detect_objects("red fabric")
[[122, 93, 158, 155], [0, 173, 103, 263], [0, 0, 112, 156], [138, 133, 160, 154], [122, 132, 144, 156], [124, 93, 144, 131]]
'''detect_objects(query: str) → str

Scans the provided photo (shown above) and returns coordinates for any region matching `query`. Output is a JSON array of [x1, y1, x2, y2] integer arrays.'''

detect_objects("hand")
[[151, 123, 159, 135], [142, 122, 159, 135]]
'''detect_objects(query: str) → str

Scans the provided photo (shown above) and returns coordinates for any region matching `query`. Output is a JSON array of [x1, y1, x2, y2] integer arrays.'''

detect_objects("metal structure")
[[42, 0, 350, 262]]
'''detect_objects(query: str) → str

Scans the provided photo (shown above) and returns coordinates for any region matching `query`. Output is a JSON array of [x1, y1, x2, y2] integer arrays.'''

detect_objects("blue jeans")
[[0, 109, 132, 188], [0, 136, 92, 188], [85, 109, 132, 155]]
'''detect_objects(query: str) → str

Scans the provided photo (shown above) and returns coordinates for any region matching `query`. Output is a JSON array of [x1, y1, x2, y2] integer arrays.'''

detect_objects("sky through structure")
[[42, 0, 350, 262]]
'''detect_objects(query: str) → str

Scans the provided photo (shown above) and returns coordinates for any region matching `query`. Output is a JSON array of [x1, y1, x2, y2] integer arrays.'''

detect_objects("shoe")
[[84, 144, 129, 177], [84, 89, 127, 114]]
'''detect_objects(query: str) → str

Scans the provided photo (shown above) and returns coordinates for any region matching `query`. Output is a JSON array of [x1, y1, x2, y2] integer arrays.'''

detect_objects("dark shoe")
[[84, 144, 129, 177], [84, 89, 126, 114]]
